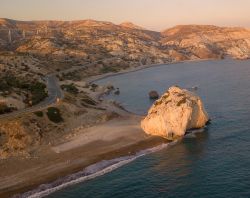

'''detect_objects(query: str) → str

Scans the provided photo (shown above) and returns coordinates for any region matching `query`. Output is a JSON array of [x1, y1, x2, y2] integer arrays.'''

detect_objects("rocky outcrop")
[[141, 86, 209, 139], [149, 90, 159, 99]]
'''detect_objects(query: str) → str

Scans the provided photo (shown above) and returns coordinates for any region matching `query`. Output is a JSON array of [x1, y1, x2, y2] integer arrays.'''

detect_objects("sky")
[[0, 0, 250, 31]]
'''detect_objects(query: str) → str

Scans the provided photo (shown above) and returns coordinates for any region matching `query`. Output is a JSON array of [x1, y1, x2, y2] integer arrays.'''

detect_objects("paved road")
[[0, 58, 116, 120], [0, 75, 63, 120]]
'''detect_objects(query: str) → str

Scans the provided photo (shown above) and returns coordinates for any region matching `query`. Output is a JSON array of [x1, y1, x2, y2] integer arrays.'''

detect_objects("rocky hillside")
[[0, 18, 166, 65], [161, 25, 250, 60], [0, 18, 250, 65]]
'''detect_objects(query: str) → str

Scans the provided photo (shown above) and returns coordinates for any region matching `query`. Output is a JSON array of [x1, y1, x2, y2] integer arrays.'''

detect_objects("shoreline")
[[20, 139, 174, 198], [0, 116, 169, 198], [87, 58, 218, 84]]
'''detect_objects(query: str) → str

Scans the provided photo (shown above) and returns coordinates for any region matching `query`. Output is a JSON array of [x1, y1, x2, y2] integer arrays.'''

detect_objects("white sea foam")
[[186, 127, 207, 137], [14, 141, 177, 198]]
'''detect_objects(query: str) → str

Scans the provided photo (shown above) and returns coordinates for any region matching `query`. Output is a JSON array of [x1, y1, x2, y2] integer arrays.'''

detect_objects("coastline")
[[0, 115, 169, 198], [87, 58, 218, 84], [0, 58, 218, 198]]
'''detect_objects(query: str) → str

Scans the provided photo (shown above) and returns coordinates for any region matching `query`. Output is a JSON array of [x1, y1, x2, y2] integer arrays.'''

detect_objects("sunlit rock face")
[[141, 86, 209, 139]]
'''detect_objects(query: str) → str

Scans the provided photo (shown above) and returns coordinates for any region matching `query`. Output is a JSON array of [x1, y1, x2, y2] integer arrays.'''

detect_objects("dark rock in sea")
[[107, 85, 115, 90], [149, 90, 159, 100], [114, 88, 120, 95], [192, 86, 198, 90]]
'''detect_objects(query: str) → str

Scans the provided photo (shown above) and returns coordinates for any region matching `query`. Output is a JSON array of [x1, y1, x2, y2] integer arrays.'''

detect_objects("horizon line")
[[0, 17, 249, 32]]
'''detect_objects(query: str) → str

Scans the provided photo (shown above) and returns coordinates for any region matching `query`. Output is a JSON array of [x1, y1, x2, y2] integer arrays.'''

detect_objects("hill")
[[0, 19, 250, 65]]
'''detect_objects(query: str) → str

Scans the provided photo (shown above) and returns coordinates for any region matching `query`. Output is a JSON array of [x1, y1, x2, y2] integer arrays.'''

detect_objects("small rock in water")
[[149, 90, 159, 100], [141, 86, 209, 139], [114, 88, 120, 95], [106, 84, 115, 90], [192, 86, 198, 90]]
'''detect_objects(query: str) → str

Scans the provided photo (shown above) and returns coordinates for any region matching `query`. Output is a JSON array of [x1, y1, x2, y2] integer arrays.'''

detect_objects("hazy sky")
[[1, 0, 250, 30]]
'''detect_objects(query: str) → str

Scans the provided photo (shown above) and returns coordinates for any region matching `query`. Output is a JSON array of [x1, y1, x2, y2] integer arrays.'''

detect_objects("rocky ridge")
[[0, 19, 250, 63]]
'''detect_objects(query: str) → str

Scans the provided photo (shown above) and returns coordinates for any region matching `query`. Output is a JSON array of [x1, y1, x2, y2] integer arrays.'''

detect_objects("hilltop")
[[119, 21, 145, 30]]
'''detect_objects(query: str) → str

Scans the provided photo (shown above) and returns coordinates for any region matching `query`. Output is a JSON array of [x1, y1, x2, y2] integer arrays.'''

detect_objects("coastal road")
[[0, 58, 117, 120], [0, 75, 63, 120]]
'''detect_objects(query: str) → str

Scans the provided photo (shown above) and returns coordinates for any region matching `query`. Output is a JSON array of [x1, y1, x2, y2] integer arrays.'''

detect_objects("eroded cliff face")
[[141, 86, 209, 139]]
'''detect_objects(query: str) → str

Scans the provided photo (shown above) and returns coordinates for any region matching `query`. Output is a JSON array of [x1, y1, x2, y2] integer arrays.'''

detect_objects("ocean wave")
[[14, 141, 177, 198]]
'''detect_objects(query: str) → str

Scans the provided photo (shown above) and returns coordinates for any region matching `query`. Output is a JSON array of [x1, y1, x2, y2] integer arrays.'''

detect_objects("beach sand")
[[0, 115, 167, 198]]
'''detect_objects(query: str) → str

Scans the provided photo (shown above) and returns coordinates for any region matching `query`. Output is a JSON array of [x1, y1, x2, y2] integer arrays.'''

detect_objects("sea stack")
[[141, 86, 209, 139]]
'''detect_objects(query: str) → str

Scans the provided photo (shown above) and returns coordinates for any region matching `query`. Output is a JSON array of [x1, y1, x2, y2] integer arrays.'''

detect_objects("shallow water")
[[48, 59, 250, 198]]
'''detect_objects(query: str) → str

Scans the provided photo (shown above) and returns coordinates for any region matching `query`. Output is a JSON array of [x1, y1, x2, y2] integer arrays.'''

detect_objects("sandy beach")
[[0, 114, 168, 198]]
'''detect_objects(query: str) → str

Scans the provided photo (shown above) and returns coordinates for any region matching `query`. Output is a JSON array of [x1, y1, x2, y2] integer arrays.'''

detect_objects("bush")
[[0, 73, 48, 105], [0, 103, 16, 114], [81, 95, 97, 106], [29, 82, 48, 105], [100, 66, 118, 73], [46, 107, 63, 123], [61, 84, 79, 94], [34, 111, 44, 117]]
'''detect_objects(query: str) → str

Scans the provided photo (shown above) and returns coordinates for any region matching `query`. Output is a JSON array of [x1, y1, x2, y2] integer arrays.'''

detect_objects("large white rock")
[[141, 86, 209, 139]]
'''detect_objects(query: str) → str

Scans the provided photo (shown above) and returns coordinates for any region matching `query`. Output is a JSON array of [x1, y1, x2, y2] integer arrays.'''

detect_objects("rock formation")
[[149, 90, 159, 99], [114, 88, 120, 95], [141, 86, 209, 139]]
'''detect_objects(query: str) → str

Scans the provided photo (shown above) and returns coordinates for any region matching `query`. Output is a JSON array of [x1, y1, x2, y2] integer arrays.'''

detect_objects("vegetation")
[[0, 103, 16, 114], [61, 72, 81, 81], [34, 111, 44, 117], [81, 95, 97, 106], [100, 66, 119, 73], [29, 82, 48, 105], [46, 107, 63, 123], [61, 84, 79, 94], [0, 73, 48, 105]]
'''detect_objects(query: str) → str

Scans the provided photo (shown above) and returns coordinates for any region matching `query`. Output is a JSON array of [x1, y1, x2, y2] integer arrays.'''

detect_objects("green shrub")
[[62, 72, 81, 81], [100, 66, 118, 73], [0, 73, 47, 105], [30, 82, 48, 105], [81, 96, 97, 106], [61, 84, 79, 94], [0, 103, 16, 114], [34, 111, 44, 117], [46, 107, 63, 123]]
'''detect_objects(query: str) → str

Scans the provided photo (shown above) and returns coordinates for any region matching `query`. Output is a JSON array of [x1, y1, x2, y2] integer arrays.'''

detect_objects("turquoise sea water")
[[48, 59, 250, 198]]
